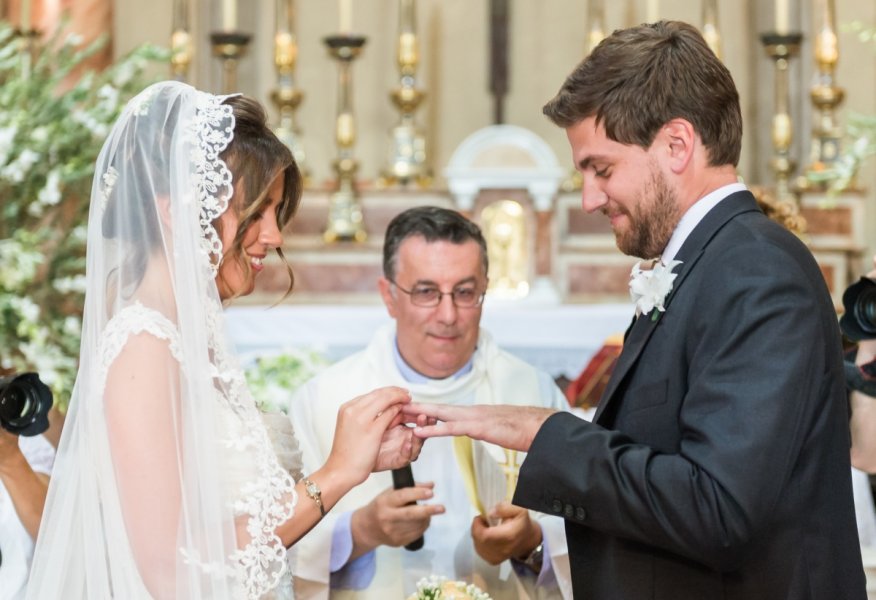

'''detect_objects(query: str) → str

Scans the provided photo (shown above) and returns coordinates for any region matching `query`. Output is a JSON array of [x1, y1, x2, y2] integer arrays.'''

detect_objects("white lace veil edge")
[[28, 81, 298, 600]]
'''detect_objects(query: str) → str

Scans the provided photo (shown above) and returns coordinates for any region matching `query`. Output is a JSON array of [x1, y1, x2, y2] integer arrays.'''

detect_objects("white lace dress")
[[89, 302, 301, 599]]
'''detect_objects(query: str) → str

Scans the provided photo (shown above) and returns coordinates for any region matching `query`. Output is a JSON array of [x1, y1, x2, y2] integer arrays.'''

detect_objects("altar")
[[225, 301, 634, 380]]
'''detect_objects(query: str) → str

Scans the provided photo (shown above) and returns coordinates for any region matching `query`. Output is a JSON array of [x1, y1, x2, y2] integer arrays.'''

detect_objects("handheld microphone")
[[391, 466, 424, 551]]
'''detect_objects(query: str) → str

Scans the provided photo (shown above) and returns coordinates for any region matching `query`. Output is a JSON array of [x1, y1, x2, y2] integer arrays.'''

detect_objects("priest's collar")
[[392, 338, 474, 383]]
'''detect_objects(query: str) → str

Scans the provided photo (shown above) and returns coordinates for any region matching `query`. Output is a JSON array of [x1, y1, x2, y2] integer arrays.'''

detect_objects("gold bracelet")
[[302, 478, 325, 517]]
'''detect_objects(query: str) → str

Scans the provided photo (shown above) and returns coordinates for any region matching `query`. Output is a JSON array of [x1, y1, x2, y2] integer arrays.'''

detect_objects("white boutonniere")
[[629, 259, 682, 321]]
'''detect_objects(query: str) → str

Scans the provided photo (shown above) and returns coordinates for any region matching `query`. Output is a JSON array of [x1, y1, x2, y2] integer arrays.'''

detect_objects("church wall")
[[111, 0, 876, 288]]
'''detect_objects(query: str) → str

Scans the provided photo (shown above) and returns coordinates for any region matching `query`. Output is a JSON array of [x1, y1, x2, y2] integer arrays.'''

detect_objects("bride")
[[27, 81, 422, 599]]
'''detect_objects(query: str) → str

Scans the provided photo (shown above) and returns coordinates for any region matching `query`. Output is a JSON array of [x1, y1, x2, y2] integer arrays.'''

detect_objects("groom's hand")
[[402, 404, 557, 452], [349, 484, 444, 559], [471, 502, 542, 566]]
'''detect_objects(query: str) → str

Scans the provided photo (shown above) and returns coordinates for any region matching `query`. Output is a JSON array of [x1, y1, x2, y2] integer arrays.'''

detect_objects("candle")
[[21, 0, 31, 31], [222, 0, 237, 31], [173, 0, 189, 32], [339, 0, 352, 33], [775, 0, 788, 34], [646, 0, 658, 23], [276, 0, 294, 34]]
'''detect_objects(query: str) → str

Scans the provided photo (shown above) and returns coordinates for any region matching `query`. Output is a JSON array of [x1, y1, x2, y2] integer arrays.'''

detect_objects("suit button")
[[564, 504, 574, 519], [576, 506, 587, 521], [551, 499, 563, 514]]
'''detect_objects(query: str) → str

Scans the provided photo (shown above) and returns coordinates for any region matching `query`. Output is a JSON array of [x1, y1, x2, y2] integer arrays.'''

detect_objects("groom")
[[406, 20, 867, 599]]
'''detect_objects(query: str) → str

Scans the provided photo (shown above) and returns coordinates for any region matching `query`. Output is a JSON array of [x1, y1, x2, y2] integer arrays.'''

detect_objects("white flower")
[[0, 125, 17, 166], [30, 126, 49, 144], [2, 148, 40, 183], [629, 259, 682, 317], [408, 575, 492, 600], [38, 169, 62, 206]]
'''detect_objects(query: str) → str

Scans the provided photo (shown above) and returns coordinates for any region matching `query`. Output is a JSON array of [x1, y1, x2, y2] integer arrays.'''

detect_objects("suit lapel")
[[593, 191, 761, 424]]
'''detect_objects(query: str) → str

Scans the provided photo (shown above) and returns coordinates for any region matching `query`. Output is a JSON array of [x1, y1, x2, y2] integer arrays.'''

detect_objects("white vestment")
[[288, 324, 573, 600]]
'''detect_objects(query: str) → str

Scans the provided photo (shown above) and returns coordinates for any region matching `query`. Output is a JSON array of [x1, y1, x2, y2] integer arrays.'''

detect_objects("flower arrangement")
[[244, 348, 330, 414], [407, 576, 492, 600], [0, 20, 168, 410]]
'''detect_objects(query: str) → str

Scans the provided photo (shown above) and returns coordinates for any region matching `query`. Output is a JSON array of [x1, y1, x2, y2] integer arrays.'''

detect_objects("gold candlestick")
[[210, 31, 251, 94], [587, 0, 605, 54], [380, 0, 430, 187], [271, 0, 309, 182], [323, 34, 367, 243], [808, 0, 844, 174], [170, 0, 191, 81], [761, 32, 802, 205], [701, 0, 721, 60], [171, 29, 192, 82]]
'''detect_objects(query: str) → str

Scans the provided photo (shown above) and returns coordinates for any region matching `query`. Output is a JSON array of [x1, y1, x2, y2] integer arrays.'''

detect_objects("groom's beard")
[[616, 165, 681, 260]]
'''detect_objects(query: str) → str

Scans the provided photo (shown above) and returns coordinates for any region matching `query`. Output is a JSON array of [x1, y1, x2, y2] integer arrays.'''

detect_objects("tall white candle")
[[21, 0, 31, 31], [775, 0, 789, 34], [646, 0, 658, 23], [222, 0, 237, 31], [339, 0, 352, 33]]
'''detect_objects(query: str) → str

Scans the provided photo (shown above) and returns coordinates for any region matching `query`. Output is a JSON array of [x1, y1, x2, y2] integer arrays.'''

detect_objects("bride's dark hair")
[[216, 95, 302, 300]]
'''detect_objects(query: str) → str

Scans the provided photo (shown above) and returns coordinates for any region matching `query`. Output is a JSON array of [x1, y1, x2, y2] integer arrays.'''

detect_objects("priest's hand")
[[471, 501, 542, 566], [402, 403, 556, 452], [349, 484, 445, 560]]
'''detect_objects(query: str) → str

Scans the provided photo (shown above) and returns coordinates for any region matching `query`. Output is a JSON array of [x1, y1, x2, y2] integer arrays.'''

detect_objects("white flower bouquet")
[[407, 576, 492, 600], [0, 20, 168, 409]]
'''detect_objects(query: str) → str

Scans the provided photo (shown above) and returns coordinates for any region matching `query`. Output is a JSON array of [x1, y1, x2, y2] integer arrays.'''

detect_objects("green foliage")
[[0, 20, 168, 410], [244, 349, 330, 413]]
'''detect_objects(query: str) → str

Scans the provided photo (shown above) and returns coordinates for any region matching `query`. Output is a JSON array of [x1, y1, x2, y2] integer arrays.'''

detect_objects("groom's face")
[[566, 117, 681, 259]]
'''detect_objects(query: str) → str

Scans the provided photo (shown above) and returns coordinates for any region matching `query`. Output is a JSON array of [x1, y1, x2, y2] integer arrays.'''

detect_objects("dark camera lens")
[[854, 286, 876, 337], [0, 373, 53, 436]]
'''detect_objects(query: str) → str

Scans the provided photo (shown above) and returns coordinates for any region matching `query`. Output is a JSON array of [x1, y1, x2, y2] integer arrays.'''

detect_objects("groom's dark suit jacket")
[[514, 191, 867, 599]]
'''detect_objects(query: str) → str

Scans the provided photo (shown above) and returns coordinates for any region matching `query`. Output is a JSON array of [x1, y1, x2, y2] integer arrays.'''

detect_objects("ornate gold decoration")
[[380, 0, 430, 187], [807, 0, 844, 175], [271, 0, 309, 182], [701, 0, 721, 60], [210, 31, 251, 94], [170, 0, 191, 81], [323, 34, 367, 243], [761, 32, 802, 205], [482, 200, 529, 299]]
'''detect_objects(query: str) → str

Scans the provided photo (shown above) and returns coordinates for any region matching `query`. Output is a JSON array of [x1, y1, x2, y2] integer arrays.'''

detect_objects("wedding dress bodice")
[[94, 302, 298, 599]]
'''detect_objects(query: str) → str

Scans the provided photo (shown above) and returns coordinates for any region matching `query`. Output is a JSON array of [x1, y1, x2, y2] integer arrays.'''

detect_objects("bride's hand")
[[324, 386, 412, 487]]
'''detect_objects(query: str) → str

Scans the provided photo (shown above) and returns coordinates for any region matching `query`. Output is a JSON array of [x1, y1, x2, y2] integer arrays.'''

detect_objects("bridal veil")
[[28, 81, 300, 599]]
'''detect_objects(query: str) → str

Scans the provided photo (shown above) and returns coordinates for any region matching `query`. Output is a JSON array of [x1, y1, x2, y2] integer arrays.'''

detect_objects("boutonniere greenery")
[[629, 259, 683, 322]]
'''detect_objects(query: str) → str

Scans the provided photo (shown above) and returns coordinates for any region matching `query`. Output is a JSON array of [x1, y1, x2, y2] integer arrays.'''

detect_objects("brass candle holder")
[[701, 0, 721, 60], [587, 0, 605, 54], [380, 0, 430, 187], [761, 32, 802, 205], [171, 28, 192, 82], [210, 31, 251, 94], [323, 34, 367, 243], [807, 0, 844, 174], [271, 21, 309, 181]]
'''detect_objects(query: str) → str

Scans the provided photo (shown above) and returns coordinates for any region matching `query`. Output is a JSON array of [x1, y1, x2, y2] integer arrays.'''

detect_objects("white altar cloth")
[[225, 302, 634, 379]]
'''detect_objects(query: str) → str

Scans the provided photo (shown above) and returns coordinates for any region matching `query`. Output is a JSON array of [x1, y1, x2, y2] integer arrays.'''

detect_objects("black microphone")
[[391, 466, 424, 551]]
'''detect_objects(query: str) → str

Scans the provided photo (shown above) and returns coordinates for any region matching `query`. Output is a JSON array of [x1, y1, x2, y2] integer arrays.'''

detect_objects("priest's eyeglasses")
[[389, 279, 485, 308]]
